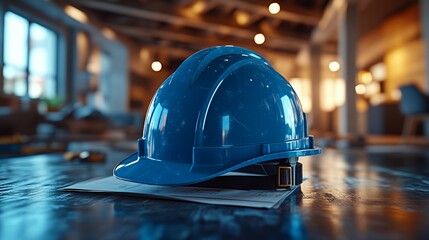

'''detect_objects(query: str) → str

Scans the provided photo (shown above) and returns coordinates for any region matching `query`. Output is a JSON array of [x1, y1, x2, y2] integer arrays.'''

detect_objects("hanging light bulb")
[[254, 33, 265, 45], [355, 84, 366, 95], [268, 2, 281, 15], [329, 61, 340, 72], [235, 10, 251, 26], [151, 61, 162, 72]]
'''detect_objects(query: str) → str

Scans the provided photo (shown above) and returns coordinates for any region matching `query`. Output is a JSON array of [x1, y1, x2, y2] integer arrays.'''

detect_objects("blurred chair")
[[399, 84, 429, 140]]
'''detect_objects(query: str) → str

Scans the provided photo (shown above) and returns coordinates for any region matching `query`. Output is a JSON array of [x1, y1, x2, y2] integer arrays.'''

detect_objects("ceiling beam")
[[211, 0, 320, 26], [310, 0, 343, 44], [109, 24, 297, 59], [310, 0, 374, 44], [141, 42, 194, 59], [70, 0, 308, 49]]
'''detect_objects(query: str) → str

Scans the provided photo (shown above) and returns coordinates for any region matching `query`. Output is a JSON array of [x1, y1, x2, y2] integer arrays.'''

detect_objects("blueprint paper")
[[61, 176, 297, 209]]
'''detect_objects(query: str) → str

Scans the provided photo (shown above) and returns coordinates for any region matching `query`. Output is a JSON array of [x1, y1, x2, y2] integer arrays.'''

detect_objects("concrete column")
[[419, 0, 429, 136], [310, 45, 322, 134], [338, 2, 358, 139], [67, 29, 78, 104]]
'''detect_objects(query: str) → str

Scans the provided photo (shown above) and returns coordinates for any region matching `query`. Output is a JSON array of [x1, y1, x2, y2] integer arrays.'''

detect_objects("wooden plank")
[[70, 0, 308, 49], [110, 24, 297, 59], [211, 0, 320, 26]]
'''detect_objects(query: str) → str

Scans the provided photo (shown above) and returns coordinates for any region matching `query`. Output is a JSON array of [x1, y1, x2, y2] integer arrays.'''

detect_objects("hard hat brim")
[[114, 148, 321, 186]]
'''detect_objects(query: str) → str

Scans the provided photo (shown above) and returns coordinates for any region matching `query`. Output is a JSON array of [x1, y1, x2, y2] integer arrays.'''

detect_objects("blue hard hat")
[[114, 46, 321, 186]]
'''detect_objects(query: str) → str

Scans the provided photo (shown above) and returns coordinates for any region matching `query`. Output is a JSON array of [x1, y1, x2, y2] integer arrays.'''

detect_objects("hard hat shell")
[[114, 46, 320, 186]]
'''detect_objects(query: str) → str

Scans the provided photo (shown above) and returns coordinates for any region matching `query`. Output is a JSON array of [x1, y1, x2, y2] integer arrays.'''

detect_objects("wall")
[[358, 2, 424, 100], [384, 38, 425, 98], [97, 37, 128, 114]]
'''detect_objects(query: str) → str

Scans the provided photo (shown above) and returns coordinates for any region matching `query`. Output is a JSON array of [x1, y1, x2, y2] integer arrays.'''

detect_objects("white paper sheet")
[[61, 176, 298, 209]]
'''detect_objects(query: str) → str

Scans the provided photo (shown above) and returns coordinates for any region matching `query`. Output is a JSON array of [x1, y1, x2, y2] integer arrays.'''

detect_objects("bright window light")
[[3, 12, 57, 99]]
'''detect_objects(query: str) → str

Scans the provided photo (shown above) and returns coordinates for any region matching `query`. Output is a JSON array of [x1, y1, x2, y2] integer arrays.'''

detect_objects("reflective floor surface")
[[1, 142, 429, 239]]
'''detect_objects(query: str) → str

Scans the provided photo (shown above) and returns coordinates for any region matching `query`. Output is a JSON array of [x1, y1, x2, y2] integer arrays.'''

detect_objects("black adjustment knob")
[[277, 166, 292, 187]]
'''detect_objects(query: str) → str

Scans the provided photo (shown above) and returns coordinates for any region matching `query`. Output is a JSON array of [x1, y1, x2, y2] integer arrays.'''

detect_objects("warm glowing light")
[[102, 27, 116, 39], [365, 82, 380, 96], [355, 84, 366, 95], [254, 33, 265, 45], [335, 78, 345, 107], [391, 89, 401, 100], [87, 49, 101, 74], [369, 94, 386, 106], [357, 98, 368, 112], [235, 11, 250, 26], [320, 78, 345, 111], [361, 72, 373, 84], [320, 78, 335, 111], [289, 78, 312, 112], [151, 61, 162, 72], [140, 48, 150, 62], [192, 1, 206, 14], [64, 5, 88, 23], [370, 62, 386, 81], [268, 2, 281, 15], [329, 61, 340, 72]]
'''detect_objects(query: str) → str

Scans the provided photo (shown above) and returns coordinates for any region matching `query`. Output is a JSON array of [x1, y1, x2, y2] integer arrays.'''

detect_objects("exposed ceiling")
[[56, 0, 330, 59]]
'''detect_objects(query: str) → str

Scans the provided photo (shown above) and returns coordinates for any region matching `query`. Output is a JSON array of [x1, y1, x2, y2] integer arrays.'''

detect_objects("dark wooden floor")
[[1, 141, 429, 239]]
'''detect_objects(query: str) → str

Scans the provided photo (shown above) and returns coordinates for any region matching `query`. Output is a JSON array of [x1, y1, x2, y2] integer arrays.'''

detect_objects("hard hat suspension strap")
[[277, 158, 303, 188], [191, 159, 303, 190]]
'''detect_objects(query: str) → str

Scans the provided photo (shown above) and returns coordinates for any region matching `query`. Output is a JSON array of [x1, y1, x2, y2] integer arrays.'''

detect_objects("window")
[[3, 11, 58, 99], [3, 12, 28, 97]]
